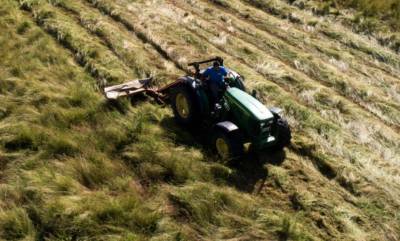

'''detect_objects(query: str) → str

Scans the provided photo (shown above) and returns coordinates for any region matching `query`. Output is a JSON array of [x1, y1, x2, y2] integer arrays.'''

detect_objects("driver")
[[203, 60, 228, 106]]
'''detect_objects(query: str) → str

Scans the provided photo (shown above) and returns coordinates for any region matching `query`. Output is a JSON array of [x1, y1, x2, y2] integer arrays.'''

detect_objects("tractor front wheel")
[[212, 129, 244, 160], [272, 118, 291, 151]]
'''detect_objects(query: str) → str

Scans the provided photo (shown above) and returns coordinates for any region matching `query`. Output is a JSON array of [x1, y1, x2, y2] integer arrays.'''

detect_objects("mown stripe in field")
[[237, 0, 400, 68], [84, 0, 189, 73], [17, 1, 133, 85], [49, 0, 184, 84]]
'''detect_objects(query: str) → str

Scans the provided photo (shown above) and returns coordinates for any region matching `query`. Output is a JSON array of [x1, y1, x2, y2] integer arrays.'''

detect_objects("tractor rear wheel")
[[272, 118, 291, 151], [171, 86, 198, 125], [212, 129, 244, 160]]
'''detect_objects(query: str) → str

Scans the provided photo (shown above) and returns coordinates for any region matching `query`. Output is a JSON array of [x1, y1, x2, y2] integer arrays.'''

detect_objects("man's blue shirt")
[[203, 66, 228, 87]]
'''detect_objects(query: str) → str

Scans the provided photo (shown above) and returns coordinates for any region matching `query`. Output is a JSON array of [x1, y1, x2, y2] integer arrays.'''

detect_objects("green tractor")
[[104, 57, 291, 159]]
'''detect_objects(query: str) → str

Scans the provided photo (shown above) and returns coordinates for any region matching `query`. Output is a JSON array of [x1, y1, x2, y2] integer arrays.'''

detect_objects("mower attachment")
[[103, 77, 153, 100]]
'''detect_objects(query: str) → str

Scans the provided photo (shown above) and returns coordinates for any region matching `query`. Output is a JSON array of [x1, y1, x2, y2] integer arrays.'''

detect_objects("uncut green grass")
[[0, 0, 399, 240]]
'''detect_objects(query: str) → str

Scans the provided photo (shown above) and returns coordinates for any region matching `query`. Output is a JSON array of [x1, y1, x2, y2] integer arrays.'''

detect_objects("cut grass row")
[[85, 0, 192, 72], [44, 0, 184, 83], [19, 0, 134, 85], [236, 0, 400, 66], [286, 0, 400, 53]]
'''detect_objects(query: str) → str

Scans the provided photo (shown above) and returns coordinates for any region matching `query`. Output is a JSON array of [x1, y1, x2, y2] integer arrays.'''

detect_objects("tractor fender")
[[178, 76, 197, 88], [176, 76, 201, 94], [214, 121, 239, 133]]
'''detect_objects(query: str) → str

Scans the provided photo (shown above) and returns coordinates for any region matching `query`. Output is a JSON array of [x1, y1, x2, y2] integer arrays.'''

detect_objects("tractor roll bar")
[[188, 56, 224, 77], [188, 56, 224, 67]]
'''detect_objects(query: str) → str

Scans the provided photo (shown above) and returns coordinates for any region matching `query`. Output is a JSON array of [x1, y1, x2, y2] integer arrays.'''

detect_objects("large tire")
[[272, 118, 291, 151], [171, 85, 198, 125], [212, 129, 244, 160]]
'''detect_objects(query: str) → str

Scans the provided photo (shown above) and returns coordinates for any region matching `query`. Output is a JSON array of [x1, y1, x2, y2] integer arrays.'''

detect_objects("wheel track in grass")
[[237, 0, 400, 69], [165, 0, 400, 140], [19, 0, 183, 89], [47, 0, 184, 83], [84, 0, 400, 198], [16, 1, 134, 86], [203, 0, 400, 81], [52, 1, 142, 79], [197, 0, 400, 128], [83, 0, 189, 74], [76, 0, 187, 78]]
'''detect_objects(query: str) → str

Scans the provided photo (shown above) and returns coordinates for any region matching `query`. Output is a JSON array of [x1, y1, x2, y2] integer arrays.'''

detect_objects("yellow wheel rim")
[[176, 93, 189, 118], [216, 137, 230, 159]]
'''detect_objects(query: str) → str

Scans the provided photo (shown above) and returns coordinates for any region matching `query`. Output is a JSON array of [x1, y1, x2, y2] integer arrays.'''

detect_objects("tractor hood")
[[225, 87, 274, 121]]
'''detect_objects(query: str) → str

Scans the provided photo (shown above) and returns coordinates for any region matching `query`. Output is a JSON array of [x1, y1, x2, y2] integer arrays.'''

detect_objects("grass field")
[[0, 0, 399, 240]]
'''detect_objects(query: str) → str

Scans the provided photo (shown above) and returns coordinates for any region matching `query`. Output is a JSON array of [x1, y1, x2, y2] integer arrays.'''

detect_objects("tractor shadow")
[[228, 149, 286, 193], [160, 117, 287, 193]]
